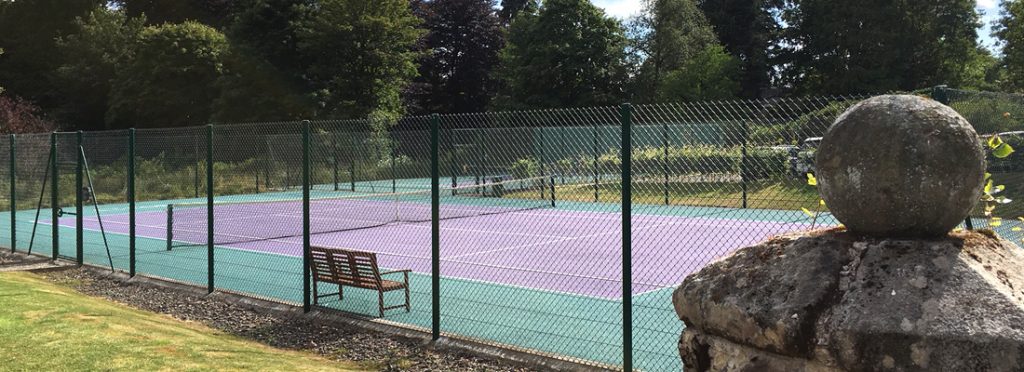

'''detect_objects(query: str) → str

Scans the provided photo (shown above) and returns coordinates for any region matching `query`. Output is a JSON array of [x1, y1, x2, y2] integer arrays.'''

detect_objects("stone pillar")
[[673, 95, 1024, 372]]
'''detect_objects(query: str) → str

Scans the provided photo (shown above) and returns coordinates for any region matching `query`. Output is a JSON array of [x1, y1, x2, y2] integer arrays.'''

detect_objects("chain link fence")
[[0, 87, 1018, 371]]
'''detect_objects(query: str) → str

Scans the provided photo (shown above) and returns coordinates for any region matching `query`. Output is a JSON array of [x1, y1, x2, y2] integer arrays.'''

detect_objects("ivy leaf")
[[997, 197, 1013, 204], [806, 173, 817, 186], [801, 207, 815, 218], [991, 217, 1003, 227], [992, 185, 1006, 194], [1013, 227, 1022, 232], [988, 135, 1004, 149], [993, 143, 1015, 158], [984, 179, 993, 194], [819, 199, 826, 207]]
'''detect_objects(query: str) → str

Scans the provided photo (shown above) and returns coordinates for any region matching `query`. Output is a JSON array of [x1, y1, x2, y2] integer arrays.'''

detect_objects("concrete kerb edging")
[[28, 261, 619, 372]]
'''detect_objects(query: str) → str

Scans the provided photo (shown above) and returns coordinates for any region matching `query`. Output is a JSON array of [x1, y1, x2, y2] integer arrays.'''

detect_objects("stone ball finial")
[[816, 95, 985, 237]]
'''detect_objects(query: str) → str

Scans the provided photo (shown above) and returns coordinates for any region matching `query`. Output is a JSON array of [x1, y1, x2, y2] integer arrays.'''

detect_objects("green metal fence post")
[[206, 124, 214, 294], [194, 137, 200, 199], [333, 130, 340, 191], [663, 120, 669, 205], [166, 204, 173, 251], [50, 132, 58, 260], [76, 131, 84, 266], [303, 120, 312, 313], [474, 127, 482, 192], [741, 121, 749, 209], [593, 120, 599, 202], [449, 125, 458, 191], [538, 126, 545, 199], [128, 129, 136, 276], [391, 136, 397, 193], [9, 134, 15, 253], [349, 133, 357, 192], [430, 113, 441, 341], [620, 103, 633, 371], [561, 126, 569, 185]]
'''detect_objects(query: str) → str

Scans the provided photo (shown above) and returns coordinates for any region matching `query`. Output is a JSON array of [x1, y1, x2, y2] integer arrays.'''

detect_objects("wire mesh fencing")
[[1, 87, 1020, 372]]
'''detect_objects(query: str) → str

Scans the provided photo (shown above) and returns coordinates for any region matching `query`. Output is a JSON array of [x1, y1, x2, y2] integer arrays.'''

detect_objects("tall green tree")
[[498, 0, 538, 25], [997, 0, 1024, 91], [495, 0, 629, 109], [780, 0, 981, 94], [409, 0, 504, 114], [697, 0, 783, 98], [0, 0, 103, 108], [55, 7, 145, 130], [213, 0, 313, 122], [630, 0, 737, 102], [107, 22, 229, 128], [116, 0, 234, 28], [293, 0, 423, 123]]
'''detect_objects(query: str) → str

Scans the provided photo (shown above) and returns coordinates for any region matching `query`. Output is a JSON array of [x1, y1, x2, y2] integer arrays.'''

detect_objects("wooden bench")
[[310, 246, 410, 317]]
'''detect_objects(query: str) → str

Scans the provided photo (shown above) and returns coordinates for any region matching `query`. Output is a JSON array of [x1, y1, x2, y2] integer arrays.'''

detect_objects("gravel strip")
[[41, 268, 535, 372]]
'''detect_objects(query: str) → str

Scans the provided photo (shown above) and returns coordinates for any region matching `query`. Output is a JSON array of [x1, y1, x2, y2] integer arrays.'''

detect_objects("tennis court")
[[7, 176, 822, 371]]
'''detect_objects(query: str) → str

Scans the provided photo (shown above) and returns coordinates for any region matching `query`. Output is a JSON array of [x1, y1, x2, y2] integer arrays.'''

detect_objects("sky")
[[592, 0, 1004, 53]]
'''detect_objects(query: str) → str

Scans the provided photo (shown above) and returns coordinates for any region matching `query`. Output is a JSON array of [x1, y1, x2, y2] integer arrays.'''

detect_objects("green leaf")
[[988, 135, 1004, 149], [806, 173, 817, 186], [994, 143, 1015, 158]]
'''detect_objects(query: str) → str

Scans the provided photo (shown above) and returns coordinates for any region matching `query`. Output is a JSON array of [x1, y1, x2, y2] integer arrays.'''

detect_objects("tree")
[[409, 0, 504, 114], [213, 0, 313, 122], [293, 0, 423, 123], [997, 0, 1024, 91], [54, 7, 145, 130], [116, 0, 234, 28], [658, 44, 739, 101], [697, 0, 783, 98], [494, 0, 629, 109], [0, 96, 58, 134], [106, 22, 229, 128], [780, 0, 981, 94], [0, 0, 104, 109], [629, 0, 736, 102], [498, 0, 538, 25]]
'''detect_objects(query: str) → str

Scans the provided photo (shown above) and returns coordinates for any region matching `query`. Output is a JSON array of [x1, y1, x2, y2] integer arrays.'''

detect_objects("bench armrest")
[[380, 269, 412, 276]]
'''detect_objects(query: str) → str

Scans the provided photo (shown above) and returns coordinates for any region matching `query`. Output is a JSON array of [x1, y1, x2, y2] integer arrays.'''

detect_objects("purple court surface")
[[65, 199, 807, 299]]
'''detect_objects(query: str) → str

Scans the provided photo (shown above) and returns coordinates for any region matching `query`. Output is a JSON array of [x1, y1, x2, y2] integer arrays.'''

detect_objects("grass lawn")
[[0, 271, 365, 372]]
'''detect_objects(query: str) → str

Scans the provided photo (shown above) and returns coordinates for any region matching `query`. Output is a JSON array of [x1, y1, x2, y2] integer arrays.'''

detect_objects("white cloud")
[[978, 0, 998, 10]]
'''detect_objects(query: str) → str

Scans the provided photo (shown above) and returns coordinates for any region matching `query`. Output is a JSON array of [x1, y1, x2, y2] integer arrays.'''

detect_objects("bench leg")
[[404, 272, 410, 312], [339, 284, 344, 301], [378, 290, 385, 318], [312, 280, 318, 305]]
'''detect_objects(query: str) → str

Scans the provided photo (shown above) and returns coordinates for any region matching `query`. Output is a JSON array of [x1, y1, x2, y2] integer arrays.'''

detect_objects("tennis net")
[[166, 175, 554, 249]]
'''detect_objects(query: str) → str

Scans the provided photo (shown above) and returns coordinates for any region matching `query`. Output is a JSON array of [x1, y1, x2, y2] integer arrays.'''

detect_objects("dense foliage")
[[0, 0, 1018, 132], [997, 0, 1024, 91]]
